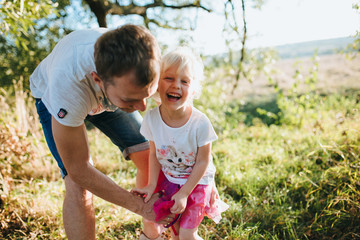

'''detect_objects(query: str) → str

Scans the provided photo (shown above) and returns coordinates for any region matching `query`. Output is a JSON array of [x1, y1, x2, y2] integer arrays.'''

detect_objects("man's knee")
[[64, 176, 93, 205], [130, 149, 149, 171]]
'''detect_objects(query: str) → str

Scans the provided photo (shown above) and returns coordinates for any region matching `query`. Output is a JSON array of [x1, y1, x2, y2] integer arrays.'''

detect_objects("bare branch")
[[147, 18, 187, 30], [225, 0, 247, 95], [84, 0, 212, 28]]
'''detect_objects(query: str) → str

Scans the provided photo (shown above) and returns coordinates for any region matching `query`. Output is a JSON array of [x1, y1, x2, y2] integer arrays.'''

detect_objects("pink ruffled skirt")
[[153, 171, 229, 229]]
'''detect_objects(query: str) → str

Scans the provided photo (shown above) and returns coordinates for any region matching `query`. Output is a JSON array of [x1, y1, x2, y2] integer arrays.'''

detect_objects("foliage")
[[0, 83, 35, 181], [1, 1, 359, 239], [346, 2, 360, 57], [1, 76, 360, 239], [195, 69, 234, 132], [0, 0, 267, 93], [197, 48, 281, 131], [0, 0, 57, 49], [212, 91, 360, 239], [234, 52, 324, 128], [0, 0, 53, 88], [273, 53, 320, 127], [220, 0, 275, 95], [0, 31, 53, 89], [0, 0, 73, 89]]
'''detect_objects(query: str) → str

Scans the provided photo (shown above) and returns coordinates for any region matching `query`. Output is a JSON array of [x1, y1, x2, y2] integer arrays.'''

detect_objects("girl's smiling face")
[[158, 63, 195, 112]]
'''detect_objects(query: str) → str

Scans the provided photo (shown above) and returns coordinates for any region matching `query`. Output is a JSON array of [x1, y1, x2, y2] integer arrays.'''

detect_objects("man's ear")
[[91, 71, 103, 89]]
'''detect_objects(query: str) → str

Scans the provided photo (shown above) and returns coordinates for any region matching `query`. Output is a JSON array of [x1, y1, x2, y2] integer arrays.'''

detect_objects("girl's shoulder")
[[143, 106, 161, 126], [145, 106, 161, 117], [191, 106, 210, 121]]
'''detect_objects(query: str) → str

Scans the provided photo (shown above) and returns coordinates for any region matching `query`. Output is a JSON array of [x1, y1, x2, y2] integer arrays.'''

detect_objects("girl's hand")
[[170, 191, 188, 214], [131, 185, 156, 203], [210, 182, 220, 206]]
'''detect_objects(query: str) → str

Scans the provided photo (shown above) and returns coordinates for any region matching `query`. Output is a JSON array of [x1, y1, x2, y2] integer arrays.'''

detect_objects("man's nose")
[[133, 99, 146, 111]]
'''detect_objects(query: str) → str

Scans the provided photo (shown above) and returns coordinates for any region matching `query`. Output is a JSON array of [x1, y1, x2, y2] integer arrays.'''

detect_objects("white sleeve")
[[197, 114, 218, 147], [42, 71, 89, 127], [140, 111, 153, 141]]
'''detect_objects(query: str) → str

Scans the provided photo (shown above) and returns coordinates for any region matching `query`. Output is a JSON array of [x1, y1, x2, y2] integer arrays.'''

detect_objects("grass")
[[213, 91, 360, 239], [1, 70, 360, 239]]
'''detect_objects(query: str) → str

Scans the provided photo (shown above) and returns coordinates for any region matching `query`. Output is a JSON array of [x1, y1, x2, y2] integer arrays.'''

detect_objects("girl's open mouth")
[[167, 93, 181, 101]]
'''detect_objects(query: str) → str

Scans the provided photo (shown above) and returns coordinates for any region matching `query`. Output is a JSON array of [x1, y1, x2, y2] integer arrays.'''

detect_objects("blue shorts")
[[35, 98, 149, 178]]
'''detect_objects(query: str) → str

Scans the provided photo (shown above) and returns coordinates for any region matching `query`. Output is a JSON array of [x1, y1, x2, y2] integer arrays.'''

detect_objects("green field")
[[1, 54, 359, 239]]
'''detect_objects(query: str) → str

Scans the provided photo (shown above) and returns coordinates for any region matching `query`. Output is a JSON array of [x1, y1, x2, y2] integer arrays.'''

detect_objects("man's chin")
[[119, 108, 135, 113]]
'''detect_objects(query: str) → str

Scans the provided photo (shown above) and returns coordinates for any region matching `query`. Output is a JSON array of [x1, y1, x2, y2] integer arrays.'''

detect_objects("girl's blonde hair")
[[161, 46, 204, 100]]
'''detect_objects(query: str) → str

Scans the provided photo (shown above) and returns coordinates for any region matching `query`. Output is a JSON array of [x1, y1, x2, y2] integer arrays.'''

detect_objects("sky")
[[72, 0, 360, 56], [158, 0, 360, 55]]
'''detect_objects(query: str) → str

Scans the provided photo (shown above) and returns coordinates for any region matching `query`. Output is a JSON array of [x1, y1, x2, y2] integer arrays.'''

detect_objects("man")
[[30, 24, 173, 239]]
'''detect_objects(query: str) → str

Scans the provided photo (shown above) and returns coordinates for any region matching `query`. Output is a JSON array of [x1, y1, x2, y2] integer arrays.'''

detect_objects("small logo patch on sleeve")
[[57, 108, 68, 118]]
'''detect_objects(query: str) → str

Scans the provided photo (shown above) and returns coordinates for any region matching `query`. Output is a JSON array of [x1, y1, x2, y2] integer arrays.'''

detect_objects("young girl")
[[132, 47, 228, 240]]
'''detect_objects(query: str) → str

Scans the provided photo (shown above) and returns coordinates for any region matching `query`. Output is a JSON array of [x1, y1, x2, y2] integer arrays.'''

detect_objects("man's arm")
[[51, 116, 169, 223]]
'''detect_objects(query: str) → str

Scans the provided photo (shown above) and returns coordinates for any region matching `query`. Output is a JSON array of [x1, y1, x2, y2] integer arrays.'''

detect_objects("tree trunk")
[[84, 0, 108, 27]]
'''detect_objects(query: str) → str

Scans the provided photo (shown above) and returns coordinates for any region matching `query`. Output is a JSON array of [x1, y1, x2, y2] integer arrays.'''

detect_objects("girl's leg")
[[170, 221, 180, 240], [141, 218, 162, 239], [179, 227, 203, 240]]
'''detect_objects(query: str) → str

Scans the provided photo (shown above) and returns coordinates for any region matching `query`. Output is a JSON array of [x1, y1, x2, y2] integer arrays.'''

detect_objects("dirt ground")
[[232, 53, 360, 99]]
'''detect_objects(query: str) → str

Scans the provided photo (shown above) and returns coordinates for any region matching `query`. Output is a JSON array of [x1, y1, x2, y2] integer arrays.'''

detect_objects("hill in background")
[[273, 37, 354, 59], [206, 37, 355, 64], [230, 37, 360, 99]]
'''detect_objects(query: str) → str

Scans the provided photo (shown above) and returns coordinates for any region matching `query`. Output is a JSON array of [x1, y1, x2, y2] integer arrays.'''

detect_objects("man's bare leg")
[[131, 149, 162, 239], [130, 149, 150, 188], [63, 175, 95, 240]]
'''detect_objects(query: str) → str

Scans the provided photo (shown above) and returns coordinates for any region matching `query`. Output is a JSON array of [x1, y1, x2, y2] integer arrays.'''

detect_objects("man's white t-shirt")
[[140, 106, 218, 185], [30, 28, 117, 127]]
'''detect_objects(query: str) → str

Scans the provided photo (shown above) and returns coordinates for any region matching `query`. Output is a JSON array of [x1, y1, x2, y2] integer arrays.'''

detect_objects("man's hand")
[[131, 184, 156, 203], [136, 192, 176, 225]]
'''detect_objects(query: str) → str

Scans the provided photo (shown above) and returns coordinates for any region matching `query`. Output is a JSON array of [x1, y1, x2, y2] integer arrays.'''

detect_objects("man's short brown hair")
[[94, 24, 160, 87]]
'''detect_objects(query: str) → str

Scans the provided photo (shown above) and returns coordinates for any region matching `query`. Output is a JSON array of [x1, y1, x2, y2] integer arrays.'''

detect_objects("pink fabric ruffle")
[[153, 197, 175, 222], [153, 171, 228, 229]]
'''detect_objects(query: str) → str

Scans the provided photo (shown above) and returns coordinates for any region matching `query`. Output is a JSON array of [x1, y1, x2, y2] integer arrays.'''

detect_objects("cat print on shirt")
[[157, 145, 196, 179]]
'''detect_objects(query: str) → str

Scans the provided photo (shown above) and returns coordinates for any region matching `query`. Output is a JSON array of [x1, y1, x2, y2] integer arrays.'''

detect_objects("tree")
[[83, 0, 212, 29], [0, 0, 72, 89], [0, 0, 57, 49], [221, 0, 275, 94], [80, 0, 272, 94], [1, 0, 269, 92]]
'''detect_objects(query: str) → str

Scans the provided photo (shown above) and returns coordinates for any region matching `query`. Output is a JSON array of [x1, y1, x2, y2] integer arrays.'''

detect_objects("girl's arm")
[[170, 143, 212, 214], [132, 141, 161, 202]]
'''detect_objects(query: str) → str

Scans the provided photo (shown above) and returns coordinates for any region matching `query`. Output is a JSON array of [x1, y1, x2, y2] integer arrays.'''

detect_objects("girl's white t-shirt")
[[140, 106, 218, 185], [30, 28, 117, 127]]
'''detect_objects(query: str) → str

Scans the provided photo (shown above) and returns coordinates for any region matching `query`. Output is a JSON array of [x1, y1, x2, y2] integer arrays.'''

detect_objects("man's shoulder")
[[65, 28, 108, 38], [48, 29, 109, 80], [58, 28, 108, 47]]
